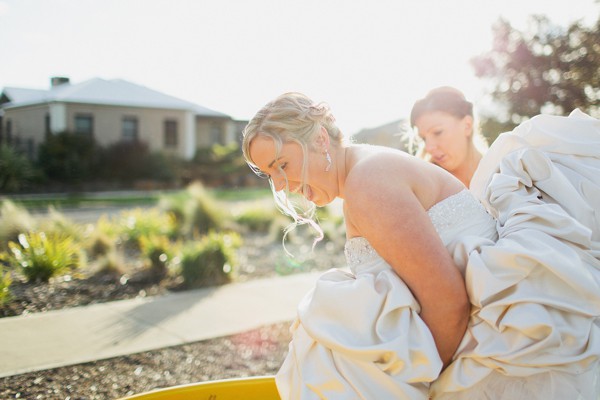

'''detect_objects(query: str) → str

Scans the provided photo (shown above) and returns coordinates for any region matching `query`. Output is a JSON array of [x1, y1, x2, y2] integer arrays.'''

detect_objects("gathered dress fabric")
[[276, 110, 600, 399]]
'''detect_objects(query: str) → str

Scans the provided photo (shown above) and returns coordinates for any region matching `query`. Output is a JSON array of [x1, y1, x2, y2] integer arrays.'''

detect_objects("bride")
[[241, 92, 600, 399]]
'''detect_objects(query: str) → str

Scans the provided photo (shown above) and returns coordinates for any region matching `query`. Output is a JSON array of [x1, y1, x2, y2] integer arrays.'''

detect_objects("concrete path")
[[0, 272, 322, 378]]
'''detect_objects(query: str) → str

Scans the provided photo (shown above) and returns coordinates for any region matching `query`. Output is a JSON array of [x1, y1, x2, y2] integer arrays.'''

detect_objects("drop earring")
[[325, 150, 332, 172]]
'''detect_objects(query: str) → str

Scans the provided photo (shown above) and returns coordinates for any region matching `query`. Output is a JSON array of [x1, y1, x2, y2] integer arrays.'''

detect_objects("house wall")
[[63, 103, 191, 158], [195, 118, 231, 149], [2, 102, 237, 160], [2, 104, 49, 158]]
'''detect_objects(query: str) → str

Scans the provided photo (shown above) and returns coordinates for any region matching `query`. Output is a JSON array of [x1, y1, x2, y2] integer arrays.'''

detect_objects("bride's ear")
[[315, 126, 331, 151]]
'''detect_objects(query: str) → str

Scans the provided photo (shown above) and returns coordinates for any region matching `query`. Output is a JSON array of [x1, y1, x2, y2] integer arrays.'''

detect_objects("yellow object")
[[118, 376, 280, 400]]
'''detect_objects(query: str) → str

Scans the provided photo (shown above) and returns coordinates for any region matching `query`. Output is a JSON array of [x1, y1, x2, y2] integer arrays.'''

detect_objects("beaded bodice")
[[344, 190, 490, 271]]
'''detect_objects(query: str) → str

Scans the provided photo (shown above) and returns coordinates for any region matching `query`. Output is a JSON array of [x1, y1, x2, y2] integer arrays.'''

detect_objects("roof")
[[0, 78, 229, 118]]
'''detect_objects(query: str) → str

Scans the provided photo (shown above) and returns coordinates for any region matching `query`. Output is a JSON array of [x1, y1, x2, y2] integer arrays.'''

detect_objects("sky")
[[1, 0, 598, 135]]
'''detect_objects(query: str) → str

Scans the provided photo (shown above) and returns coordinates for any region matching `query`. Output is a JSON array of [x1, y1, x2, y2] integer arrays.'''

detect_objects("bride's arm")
[[344, 159, 469, 367]]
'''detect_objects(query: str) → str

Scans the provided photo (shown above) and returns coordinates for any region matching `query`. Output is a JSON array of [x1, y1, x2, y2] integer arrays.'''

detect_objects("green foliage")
[[0, 200, 36, 251], [37, 132, 102, 183], [86, 230, 117, 259], [99, 141, 151, 183], [112, 208, 176, 248], [139, 234, 176, 278], [0, 266, 12, 306], [472, 14, 600, 138], [160, 183, 226, 238], [4, 232, 84, 282], [190, 143, 248, 186], [92, 250, 127, 277], [0, 145, 36, 192], [180, 231, 241, 288], [38, 207, 85, 244], [233, 204, 280, 232], [98, 141, 182, 184]]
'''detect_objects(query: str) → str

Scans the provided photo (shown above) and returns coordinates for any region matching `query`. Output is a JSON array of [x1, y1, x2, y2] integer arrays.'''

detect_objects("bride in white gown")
[[242, 93, 600, 399]]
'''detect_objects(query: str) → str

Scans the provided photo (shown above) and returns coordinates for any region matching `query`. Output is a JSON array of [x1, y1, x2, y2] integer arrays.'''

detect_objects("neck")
[[455, 147, 482, 187], [333, 145, 350, 199]]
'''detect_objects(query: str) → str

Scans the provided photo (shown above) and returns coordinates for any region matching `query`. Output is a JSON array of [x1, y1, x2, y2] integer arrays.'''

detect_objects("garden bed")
[[0, 233, 347, 399]]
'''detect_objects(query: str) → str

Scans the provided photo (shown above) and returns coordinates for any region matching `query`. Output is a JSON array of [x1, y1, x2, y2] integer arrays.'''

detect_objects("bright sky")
[[1, 0, 598, 135]]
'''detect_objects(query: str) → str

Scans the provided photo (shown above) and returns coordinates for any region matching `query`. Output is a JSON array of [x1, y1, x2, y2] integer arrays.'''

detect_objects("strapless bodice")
[[344, 190, 494, 271]]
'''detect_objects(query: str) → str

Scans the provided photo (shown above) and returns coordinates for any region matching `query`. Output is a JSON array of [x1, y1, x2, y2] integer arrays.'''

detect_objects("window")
[[122, 116, 139, 141], [210, 124, 222, 145], [164, 119, 178, 147], [5, 119, 12, 144], [74, 114, 93, 135], [45, 114, 51, 137]]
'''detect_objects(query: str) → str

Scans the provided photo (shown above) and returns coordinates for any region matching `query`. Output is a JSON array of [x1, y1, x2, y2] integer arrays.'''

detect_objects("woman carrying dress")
[[410, 86, 488, 187], [242, 92, 600, 399]]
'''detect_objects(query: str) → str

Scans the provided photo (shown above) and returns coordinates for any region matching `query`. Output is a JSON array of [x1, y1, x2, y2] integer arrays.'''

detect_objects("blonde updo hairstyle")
[[242, 92, 344, 249]]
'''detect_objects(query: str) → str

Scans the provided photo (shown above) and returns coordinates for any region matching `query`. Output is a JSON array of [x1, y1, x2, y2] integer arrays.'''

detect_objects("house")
[[351, 118, 410, 152], [0, 77, 238, 160]]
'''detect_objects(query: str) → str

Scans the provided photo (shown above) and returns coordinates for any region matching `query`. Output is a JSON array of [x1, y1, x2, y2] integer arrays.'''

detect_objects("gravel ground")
[[0, 234, 347, 400]]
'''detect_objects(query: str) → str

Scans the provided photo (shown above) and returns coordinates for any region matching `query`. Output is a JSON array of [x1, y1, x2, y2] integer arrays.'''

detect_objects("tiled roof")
[[1, 78, 229, 118]]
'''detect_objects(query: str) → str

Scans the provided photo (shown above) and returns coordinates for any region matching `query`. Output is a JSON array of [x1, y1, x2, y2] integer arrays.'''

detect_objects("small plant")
[[186, 183, 226, 236], [180, 231, 241, 288], [0, 200, 36, 250], [234, 205, 280, 233], [115, 208, 176, 248], [0, 265, 12, 306], [93, 250, 127, 277], [86, 230, 117, 259], [4, 232, 84, 282], [139, 234, 175, 279], [160, 183, 227, 238], [38, 207, 85, 244]]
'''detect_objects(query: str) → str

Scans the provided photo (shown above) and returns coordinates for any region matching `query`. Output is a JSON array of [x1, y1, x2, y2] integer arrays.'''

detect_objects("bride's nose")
[[272, 173, 286, 191]]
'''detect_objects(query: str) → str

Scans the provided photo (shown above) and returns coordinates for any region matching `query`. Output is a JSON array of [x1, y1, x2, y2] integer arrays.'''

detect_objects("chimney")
[[50, 76, 70, 88]]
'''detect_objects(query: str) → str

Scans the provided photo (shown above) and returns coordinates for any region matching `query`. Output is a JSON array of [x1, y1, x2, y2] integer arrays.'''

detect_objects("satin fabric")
[[276, 110, 600, 399]]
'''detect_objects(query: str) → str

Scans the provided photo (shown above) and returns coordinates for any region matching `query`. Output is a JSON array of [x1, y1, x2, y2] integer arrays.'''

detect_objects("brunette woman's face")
[[414, 111, 473, 173], [248, 135, 336, 206]]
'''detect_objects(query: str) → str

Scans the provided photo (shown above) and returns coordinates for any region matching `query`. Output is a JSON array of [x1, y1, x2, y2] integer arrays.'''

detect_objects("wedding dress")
[[276, 110, 600, 399]]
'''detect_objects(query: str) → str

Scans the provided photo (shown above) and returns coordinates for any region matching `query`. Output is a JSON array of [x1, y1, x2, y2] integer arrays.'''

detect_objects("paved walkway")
[[0, 272, 322, 378]]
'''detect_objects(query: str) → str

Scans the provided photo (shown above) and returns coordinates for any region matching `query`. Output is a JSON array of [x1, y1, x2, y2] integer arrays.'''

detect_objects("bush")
[[233, 205, 280, 233], [0, 145, 36, 192], [0, 201, 36, 251], [113, 208, 176, 248], [139, 234, 176, 279], [4, 232, 85, 282], [37, 132, 101, 184], [180, 231, 241, 288], [0, 266, 12, 306], [160, 183, 226, 238], [38, 207, 85, 244]]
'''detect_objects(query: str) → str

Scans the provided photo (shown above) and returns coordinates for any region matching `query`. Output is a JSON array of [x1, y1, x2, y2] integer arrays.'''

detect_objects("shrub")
[[4, 232, 85, 282], [37, 132, 101, 184], [0, 144, 36, 192], [113, 208, 176, 248], [180, 231, 241, 288], [139, 234, 176, 279], [93, 250, 127, 277], [0, 266, 12, 306], [186, 183, 227, 235], [38, 207, 85, 244], [160, 183, 226, 238], [0, 200, 36, 251], [86, 229, 117, 259], [233, 204, 280, 233]]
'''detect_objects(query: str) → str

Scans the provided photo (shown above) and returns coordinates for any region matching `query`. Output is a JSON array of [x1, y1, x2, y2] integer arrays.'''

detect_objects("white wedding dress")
[[276, 110, 600, 399]]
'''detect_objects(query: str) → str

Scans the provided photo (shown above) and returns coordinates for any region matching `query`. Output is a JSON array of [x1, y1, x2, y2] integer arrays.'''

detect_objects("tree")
[[471, 13, 600, 141]]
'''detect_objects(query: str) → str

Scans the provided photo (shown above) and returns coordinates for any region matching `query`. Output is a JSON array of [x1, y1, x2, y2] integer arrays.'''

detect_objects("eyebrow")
[[268, 157, 281, 169]]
